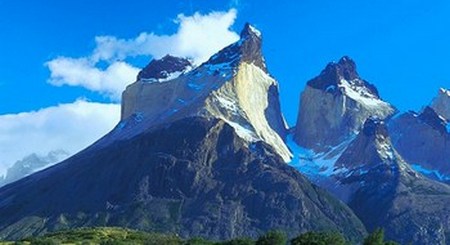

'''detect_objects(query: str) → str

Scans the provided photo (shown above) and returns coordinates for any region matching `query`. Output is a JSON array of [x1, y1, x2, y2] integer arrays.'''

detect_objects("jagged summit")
[[206, 23, 266, 72], [137, 55, 192, 82], [307, 56, 379, 98], [240, 23, 262, 39], [294, 56, 395, 152], [335, 118, 398, 177]]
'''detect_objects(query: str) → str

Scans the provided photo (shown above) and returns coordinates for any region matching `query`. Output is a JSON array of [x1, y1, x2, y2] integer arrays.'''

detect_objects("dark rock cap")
[[240, 22, 262, 39], [137, 55, 192, 81], [307, 56, 380, 98]]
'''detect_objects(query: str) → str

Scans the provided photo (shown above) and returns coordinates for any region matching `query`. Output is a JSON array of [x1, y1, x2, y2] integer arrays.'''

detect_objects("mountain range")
[[0, 150, 69, 188], [0, 23, 449, 244]]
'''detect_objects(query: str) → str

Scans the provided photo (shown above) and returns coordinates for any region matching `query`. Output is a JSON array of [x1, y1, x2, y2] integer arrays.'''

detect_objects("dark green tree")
[[255, 230, 287, 245], [291, 231, 346, 245], [363, 228, 399, 245], [364, 228, 384, 245]]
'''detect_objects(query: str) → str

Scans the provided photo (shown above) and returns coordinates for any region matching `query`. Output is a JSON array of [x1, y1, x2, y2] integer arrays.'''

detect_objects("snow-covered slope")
[[110, 23, 291, 161]]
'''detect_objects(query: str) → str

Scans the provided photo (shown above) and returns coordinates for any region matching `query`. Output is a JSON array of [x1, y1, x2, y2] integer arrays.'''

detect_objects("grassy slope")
[[0, 227, 182, 245]]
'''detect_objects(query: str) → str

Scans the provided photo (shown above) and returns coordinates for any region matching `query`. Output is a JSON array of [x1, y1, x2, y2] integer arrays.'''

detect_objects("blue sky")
[[1, 0, 450, 171]]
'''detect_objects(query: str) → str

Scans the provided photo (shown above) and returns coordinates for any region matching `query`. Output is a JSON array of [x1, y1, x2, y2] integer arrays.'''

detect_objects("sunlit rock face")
[[120, 23, 290, 161]]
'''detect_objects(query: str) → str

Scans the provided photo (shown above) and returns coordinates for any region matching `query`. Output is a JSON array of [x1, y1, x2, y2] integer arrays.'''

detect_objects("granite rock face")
[[120, 23, 290, 161], [294, 57, 395, 153], [0, 117, 366, 241]]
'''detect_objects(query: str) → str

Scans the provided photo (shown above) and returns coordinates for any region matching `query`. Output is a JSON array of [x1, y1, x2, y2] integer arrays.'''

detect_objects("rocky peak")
[[430, 88, 450, 122], [418, 106, 447, 134], [307, 56, 379, 98], [240, 22, 262, 40], [206, 23, 266, 72], [337, 118, 393, 170], [137, 55, 192, 82], [294, 57, 395, 152], [118, 23, 290, 162]]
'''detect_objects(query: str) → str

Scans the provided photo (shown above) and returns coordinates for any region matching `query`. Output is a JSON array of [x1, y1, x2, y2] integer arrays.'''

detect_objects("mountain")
[[0, 24, 367, 241], [0, 150, 69, 188], [289, 57, 398, 189], [290, 59, 450, 244], [294, 56, 395, 153], [389, 89, 450, 183], [336, 119, 450, 245]]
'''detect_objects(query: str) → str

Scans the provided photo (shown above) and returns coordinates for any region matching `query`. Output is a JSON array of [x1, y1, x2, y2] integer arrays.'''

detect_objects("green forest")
[[0, 227, 398, 245]]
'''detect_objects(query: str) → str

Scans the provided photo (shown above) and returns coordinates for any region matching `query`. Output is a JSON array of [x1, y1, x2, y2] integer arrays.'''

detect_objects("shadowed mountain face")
[[389, 91, 450, 184], [0, 117, 366, 241]]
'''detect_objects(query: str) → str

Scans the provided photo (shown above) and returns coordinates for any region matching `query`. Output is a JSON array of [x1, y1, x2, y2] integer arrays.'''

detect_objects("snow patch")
[[440, 88, 450, 97], [339, 79, 393, 113], [248, 25, 262, 37], [141, 66, 193, 83], [287, 134, 352, 177], [376, 136, 395, 161], [215, 95, 238, 113], [225, 120, 257, 142]]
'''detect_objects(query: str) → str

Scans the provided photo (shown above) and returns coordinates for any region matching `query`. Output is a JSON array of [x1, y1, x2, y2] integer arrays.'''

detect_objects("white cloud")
[[47, 58, 140, 100], [2, 8, 240, 177], [46, 9, 239, 100], [0, 100, 120, 176]]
